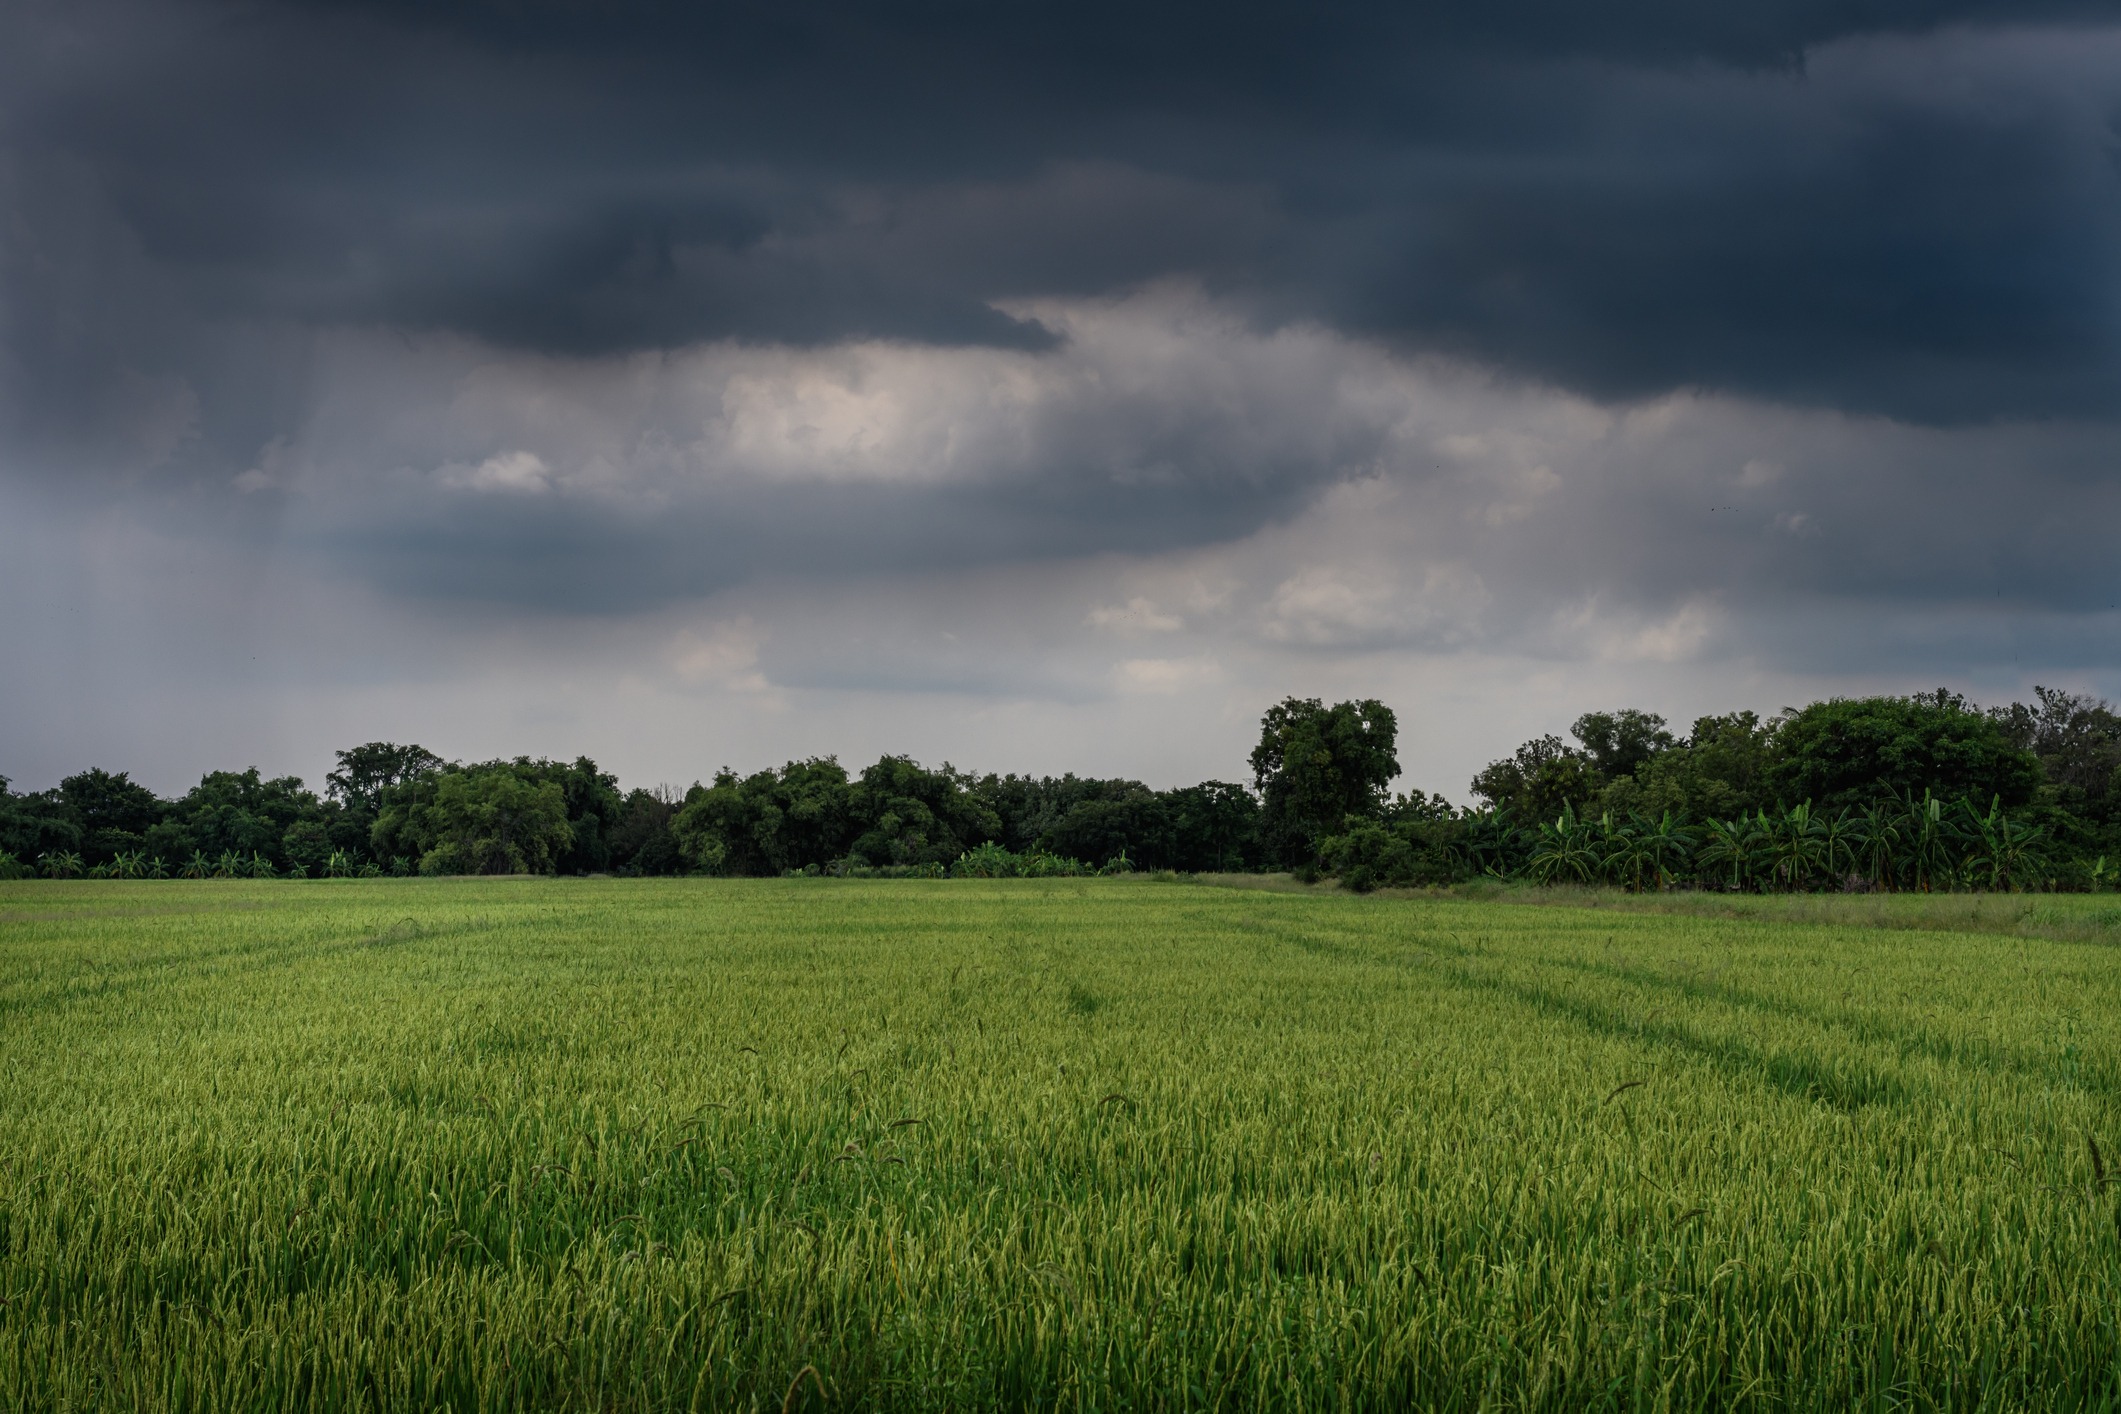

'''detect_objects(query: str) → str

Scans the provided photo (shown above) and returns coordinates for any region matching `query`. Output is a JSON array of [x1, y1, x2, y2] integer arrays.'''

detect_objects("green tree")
[[1571, 710, 1675, 781], [504, 757, 623, 873], [1992, 687, 2121, 823], [1045, 789, 1172, 869], [1471, 735, 1599, 823], [609, 786, 687, 876], [326, 743, 446, 815], [1608, 711, 1780, 821], [1159, 781, 1261, 873], [1526, 805, 1602, 884], [1251, 698, 1400, 866], [846, 758, 1001, 869], [167, 769, 323, 872], [326, 742, 444, 860], [1771, 692, 2041, 811], [56, 768, 165, 865], [0, 777, 82, 862], [383, 767, 574, 875], [280, 819, 335, 876], [671, 758, 856, 875]]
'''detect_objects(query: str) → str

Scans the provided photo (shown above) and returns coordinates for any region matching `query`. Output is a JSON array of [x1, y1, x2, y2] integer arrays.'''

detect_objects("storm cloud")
[[6, 0, 2121, 795]]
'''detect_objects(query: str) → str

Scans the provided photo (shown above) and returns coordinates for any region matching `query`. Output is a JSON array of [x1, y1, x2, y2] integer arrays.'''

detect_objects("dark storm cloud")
[[10, 0, 2121, 482], [309, 476, 1312, 614]]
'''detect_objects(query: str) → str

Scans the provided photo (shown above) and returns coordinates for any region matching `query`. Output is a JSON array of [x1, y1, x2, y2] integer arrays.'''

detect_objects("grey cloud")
[[13, 0, 2121, 796], [13, 0, 2121, 488]]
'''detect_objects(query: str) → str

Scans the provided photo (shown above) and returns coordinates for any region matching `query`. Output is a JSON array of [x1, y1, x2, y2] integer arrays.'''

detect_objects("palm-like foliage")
[[1898, 791, 1957, 892], [1459, 811, 1528, 879], [1959, 795, 2049, 892], [1852, 803, 1902, 890], [1697, 816, 1759, 891], [179, 852, 212, 880], [1603, 811, 1696, 892], [1815, 808, 1858, 885], [1757, 802, 1830, 891], [1528, 805, 1602, 883], [39, 851, 84, 879]]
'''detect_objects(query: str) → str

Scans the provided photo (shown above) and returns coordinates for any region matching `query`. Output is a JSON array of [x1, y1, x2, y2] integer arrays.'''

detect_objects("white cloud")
[[439, 449, 553, 494], [1261, 563, 1490, 648], [1552, 597, 1721, 664], [1087, 597, 1184, 633], [1112, 655, 1223, 694], [667, 618, 770, 693]]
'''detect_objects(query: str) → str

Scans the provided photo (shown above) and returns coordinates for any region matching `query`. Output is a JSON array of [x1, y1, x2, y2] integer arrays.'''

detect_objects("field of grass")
[[4, 877, 2121, 1410]]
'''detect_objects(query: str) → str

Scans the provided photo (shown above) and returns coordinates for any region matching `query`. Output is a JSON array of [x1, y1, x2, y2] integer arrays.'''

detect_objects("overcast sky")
[[7, 0, 2121, 800]]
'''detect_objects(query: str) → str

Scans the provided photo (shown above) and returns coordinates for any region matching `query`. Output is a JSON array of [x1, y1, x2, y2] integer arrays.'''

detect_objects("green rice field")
[[4, 877, 2121, 1410]]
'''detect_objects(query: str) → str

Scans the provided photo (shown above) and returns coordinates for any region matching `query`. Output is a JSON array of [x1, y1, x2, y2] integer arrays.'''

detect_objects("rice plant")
[[3, 876, 2120, 1409]]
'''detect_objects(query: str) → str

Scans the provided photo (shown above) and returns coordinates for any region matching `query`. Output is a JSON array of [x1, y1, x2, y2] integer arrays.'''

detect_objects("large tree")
[[1470, 734, 1599, 822], [372, 765, 574, 874], [163, 769, 324, 870], [1250, 697, 1399, 865], [0, 778, 81, 862], [1568, 710, 1675, 781], [1769, 691, 2042, 810], [608, 787, 687, 876], [327, 743, 444, 817], [56, 768, 165, 863], [846, 758, 1001, 869], [671, 758, 856, 875], [1992, 686, 2121, 822], [1160, 781, 1262, 873]]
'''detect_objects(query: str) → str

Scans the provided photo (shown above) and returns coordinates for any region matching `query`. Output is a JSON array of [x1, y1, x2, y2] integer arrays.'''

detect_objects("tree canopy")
[[1250, 697, 1400, 865], [1769, 692, 2041, 811], [7, 686, 2121, 888]]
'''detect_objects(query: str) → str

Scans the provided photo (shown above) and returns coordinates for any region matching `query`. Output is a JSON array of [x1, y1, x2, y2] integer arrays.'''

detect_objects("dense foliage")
[[6, 684, 2121, 889]]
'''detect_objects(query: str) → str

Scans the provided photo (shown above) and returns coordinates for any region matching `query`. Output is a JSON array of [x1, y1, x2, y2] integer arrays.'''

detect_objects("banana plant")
[[325, 850, 355, 879], [1757, 803, 1829, 891], [1815, 808, 1858, 885], [1959, 795, 2049, 892], [179, 851, 212, 879], [1602, 814, 1652, 892], [1460, 810, 1528, 878], [1602, 811, 1695, 892], [1528, 804, 1602, 883], [1697, 816, 1759, 890], [1898, 791, 1957, 892], [1851, 802, 1902, 890], [109, 850, 148, 880], [1637, 811, 1697, 891], [213, 851, 243, 879], [40, 850, 84, 879]]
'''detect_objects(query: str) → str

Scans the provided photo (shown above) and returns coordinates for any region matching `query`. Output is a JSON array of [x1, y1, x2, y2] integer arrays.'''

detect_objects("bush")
[[949, 842, 1094, 878], [1318, 818, 1470, 889], [826, 859, 947, 879]]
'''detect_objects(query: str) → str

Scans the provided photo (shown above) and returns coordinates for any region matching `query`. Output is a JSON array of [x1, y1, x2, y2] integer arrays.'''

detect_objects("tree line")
[[4, 686, 2119, 891]]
